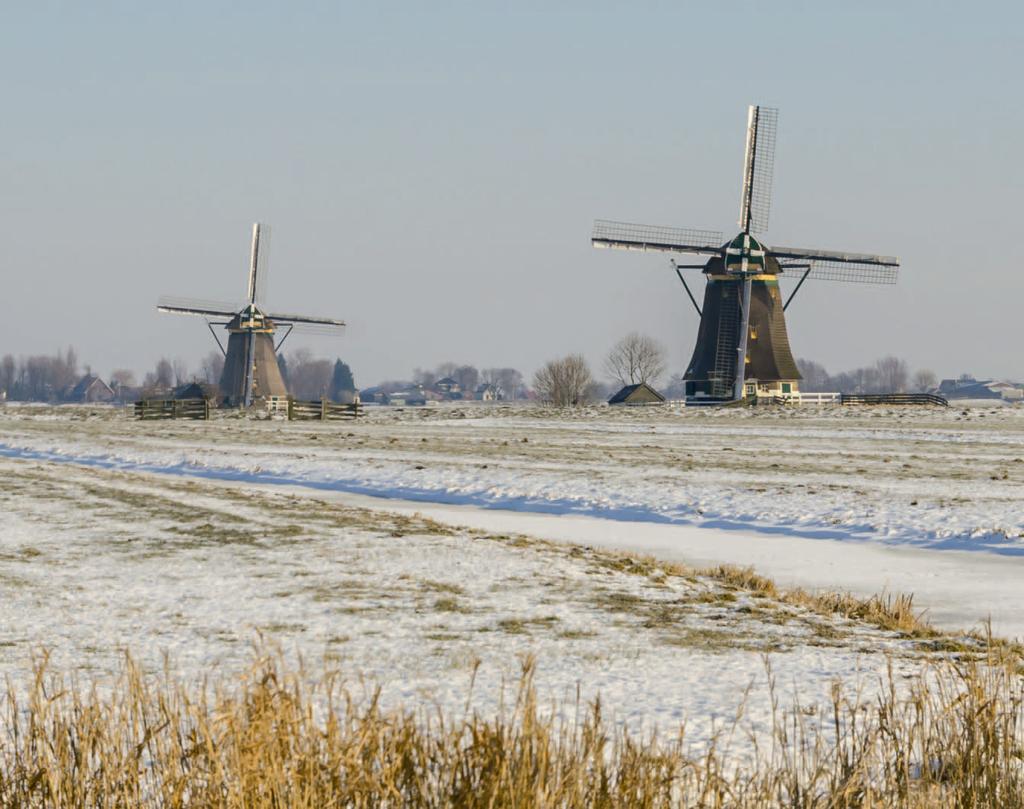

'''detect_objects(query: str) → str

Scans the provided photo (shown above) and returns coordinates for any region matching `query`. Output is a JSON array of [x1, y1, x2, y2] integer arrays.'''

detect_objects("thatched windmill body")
[[593, 106, 900, 401], [158, 224, 345, 407]]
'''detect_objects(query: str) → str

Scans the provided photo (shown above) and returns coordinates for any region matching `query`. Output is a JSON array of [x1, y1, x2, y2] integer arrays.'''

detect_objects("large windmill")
[[593, 106, 899, 402], [158, 223, 346, 407]]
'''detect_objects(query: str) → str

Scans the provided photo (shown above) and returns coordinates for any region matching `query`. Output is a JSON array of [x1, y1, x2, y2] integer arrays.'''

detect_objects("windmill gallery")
[[157, 106, 900, 410]]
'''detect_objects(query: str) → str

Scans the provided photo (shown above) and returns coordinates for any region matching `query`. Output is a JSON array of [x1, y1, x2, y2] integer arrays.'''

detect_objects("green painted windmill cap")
[[724, 232, 767, 273]]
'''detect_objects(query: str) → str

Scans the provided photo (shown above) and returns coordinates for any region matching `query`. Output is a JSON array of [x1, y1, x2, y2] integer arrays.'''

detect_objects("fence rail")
[[134, 398, 210, 420], [840, 393, 948, 407], [287, 398, 363, 421], [794, 392, 841, 404]]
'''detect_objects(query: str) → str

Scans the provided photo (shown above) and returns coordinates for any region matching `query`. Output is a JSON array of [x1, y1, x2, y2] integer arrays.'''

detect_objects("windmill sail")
[[246, 223, 271, 306], [592, 220, 723, 255], [263, 311, 346, 326], [738, 106, 778, 235], [157, 296, 239, 318], [263, 310, 346, 335], [772, 245, 899, 284]]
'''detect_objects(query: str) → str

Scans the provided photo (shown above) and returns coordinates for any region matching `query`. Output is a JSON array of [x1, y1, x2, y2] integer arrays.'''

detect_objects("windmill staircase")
[[709, 286, 741, 398]]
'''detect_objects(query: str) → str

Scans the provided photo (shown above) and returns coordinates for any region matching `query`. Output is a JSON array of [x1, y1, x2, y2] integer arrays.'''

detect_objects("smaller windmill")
[[593, 106, 900, 402], [158, 223, 346, 407]]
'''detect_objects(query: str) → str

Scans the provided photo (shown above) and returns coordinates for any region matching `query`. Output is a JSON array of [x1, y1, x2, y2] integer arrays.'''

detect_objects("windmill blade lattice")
[[772, 244, 899, 285], [739, 106, 778, 235], [782, 259, 898, 285], [264, 310, 346, 334], [247, 223, 272, 306], [156, 296, 240, 318], [592, 220, 723, 255]]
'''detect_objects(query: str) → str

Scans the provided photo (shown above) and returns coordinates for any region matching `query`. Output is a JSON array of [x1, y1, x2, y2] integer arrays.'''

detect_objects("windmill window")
[[749, 326, 758, 340]]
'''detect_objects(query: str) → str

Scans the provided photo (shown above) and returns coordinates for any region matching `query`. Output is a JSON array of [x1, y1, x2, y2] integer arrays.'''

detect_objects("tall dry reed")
[[0, 645, 1022, 808]]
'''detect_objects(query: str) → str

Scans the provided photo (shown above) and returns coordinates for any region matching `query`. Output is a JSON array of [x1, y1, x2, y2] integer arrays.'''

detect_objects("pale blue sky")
[[2, 2, 1021, 384]]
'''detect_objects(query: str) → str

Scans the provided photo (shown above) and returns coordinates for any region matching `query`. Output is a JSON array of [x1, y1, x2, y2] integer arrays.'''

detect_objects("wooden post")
[[320, 397, 327, 421]]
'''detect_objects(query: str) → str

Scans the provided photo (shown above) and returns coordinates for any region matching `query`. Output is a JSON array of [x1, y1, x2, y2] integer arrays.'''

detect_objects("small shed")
[[608, 382, 666, 406], [174, 381, 218, 401]]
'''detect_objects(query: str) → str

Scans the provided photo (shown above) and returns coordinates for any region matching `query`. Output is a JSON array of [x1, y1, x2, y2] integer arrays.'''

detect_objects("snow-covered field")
[[3, 401, 1022, 552], [0, 402, 1020, 750]]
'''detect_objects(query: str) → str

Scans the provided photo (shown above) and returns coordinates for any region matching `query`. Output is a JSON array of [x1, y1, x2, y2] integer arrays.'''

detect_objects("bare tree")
[[109, 369, 136, 388], [796, 358, 831, 392], [533, 354, 593, 407], [154, 358, 174, 388], [0, 355, 15, 394], [499, 368, 524, 400], [288, 352, 333, 400], [107, 369, 135, 401], [482, 367, 524, 400], [453, 365, 479, 394], [50, 347, 79, 396], [663, 372, 688, 400], [171, 357, 190, 387], [874, 356, 909, 393], [2, 348, 82, 400], [23, 356, 53, 400], [290, 348, 314, 368], [435, 362, 458, 381], [604, 332, 666, 387], [412, 367, 437, 387], [911, 368, 938, 393], [199, 352, 225, 385]]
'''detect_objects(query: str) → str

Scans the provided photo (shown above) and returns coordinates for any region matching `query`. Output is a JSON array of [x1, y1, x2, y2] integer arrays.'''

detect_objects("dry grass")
[[691, 563, 1020, 655], [0, 644, 1023, 807], [707, 563, 930, 633]]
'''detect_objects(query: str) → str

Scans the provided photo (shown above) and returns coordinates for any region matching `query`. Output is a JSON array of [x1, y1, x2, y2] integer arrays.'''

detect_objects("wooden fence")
[[287, 398, 363, 421], [793, 392, 842, 404], [134, 398, 211, 420], [840, 393, 948, 407]]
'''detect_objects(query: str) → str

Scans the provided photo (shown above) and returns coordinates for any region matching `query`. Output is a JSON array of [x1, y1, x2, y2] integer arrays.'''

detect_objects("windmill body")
[[686, 245, 800, 399], [593, 106, 899, 402], [217, 307, 290, 406], [158, 224, 345, 408]]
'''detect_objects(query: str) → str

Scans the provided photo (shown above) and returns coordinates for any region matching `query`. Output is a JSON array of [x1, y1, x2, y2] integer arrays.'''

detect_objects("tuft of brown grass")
[[701, 564, 779, 598], [698, 564, 957, 644], [1, 643, 1023, 807]]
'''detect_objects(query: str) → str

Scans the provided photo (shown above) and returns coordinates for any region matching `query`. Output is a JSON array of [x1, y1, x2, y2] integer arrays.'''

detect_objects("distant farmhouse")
[[939, 376, 1023, 402], [359, 386, 390, 405], [608, 382, 666, 406], [66, 374, 115, 404], [475, 383, 498, 401], [434, 377, 462, 399], [389, 387, 427, 407]]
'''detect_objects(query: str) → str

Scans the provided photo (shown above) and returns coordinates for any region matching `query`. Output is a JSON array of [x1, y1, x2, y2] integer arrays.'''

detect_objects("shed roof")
[[608, 382, 666, 405]]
